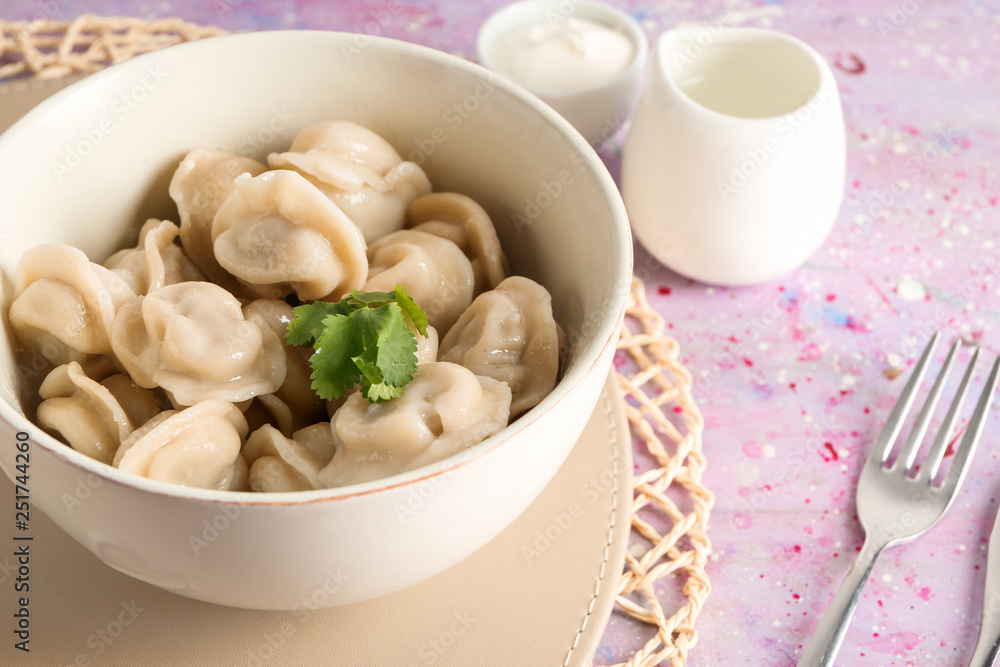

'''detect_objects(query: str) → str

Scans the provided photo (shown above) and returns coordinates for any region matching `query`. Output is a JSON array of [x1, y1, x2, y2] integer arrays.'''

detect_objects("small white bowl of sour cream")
[[477, 0, 648, 147]]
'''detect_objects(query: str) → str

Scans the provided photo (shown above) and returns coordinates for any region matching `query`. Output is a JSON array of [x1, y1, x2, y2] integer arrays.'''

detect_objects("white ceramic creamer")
[[622, 26, 845, 286]]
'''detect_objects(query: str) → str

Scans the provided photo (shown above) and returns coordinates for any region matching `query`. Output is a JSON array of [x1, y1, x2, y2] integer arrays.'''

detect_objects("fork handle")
[[797, 539, 885, 667], [968, 638, 1000, 667], [968, 504, 1000, 667]]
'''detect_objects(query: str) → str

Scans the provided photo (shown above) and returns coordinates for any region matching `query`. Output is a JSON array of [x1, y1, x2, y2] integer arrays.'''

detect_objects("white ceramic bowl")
[[476, 0, 648, 146], [0, 31, 632, 609]]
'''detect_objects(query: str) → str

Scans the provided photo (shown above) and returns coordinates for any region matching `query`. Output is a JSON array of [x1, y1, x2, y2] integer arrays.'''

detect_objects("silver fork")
[[798, 332, 1000, 667]]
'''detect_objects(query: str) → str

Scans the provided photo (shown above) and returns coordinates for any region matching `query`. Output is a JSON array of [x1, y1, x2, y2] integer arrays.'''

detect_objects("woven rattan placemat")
[[0, 16, 713, 666]]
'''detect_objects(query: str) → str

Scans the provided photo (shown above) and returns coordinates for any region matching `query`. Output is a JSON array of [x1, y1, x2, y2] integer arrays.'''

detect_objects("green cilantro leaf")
[[389, 285, 428, 338], [309, 314, 361, 400], [286, 285, 426, 403], [339, 285, 428, 337], [286, 301, 350, 347]]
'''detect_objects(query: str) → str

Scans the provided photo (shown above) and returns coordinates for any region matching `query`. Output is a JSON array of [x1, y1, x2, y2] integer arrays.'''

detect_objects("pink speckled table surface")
[[4, 1, 1000, 665]]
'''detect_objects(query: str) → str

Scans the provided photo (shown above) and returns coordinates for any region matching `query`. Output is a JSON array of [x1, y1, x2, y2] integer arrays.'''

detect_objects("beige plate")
[[0, 372, 630, 666]]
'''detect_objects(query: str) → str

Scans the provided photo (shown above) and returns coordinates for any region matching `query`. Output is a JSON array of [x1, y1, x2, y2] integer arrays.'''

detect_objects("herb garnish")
[[285, 285, 428, 403]]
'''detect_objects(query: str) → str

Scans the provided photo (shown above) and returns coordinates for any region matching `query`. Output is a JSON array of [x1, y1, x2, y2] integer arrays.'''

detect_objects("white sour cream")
[[490, 17, 635, 91]]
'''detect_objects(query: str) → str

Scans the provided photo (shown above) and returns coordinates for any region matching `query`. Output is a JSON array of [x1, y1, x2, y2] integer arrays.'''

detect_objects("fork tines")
[[871, 332, 1000, 488]]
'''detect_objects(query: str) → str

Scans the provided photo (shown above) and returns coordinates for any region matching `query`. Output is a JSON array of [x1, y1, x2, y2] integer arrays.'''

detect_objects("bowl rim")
[[0, 29, 633, 506]]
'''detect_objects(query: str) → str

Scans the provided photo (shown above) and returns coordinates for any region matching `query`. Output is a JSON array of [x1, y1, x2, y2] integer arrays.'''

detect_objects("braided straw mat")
[[0, 16, 714, 666]]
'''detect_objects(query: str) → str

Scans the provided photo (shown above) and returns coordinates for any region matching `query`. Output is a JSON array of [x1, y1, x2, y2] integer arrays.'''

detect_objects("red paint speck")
[[826, 293, 836, 301], [657, 286, 672, 296], [945, 422, 969, 456], [793, 545, 802, 553], [835, 52, 866, 75], [822, 442, 840, 461], [789, 382, 797, 392], [792, 593, 801, 600], [743, 357, 754, 367]]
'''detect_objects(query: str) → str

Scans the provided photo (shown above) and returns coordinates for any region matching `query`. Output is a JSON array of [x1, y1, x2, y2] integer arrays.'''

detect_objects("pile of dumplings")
[[8, 120, 562, 492]]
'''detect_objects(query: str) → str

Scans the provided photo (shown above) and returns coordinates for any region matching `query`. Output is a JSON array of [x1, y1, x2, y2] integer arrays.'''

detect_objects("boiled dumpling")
[[36, 361, 161, 465], [104, 218, 204, 295], [406, 192, 509, 295], [8, 244, 136, 367], [439, 276, 560, 416], [415, 325, 439, 365], [320, 361, 511, 487], [244, 423, 336, 492], [363, 230, 474, 334], [212, 170, 368, 302], [110, 282, 287, 406], [113, 399, 249, 491], [267, 120, 432, 243], [168, 147, 267, 294], [243, 298, 326, 434]]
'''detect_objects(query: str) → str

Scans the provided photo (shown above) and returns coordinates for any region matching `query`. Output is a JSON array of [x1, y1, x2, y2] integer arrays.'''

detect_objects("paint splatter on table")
[[4, 0, 999, 664]]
